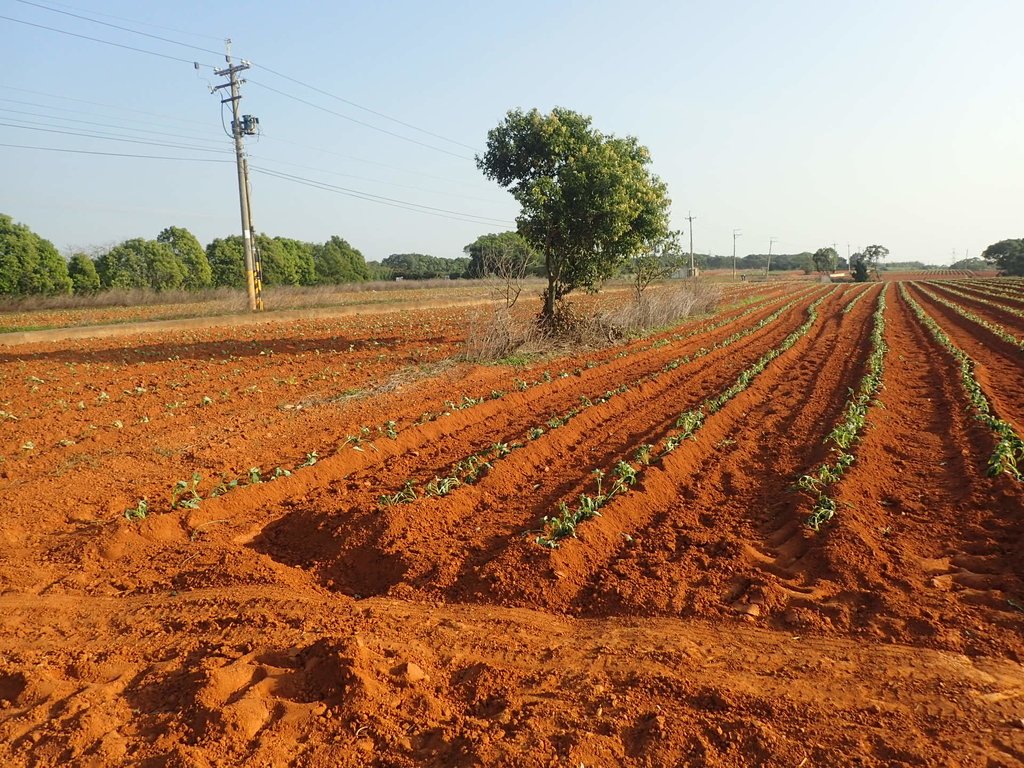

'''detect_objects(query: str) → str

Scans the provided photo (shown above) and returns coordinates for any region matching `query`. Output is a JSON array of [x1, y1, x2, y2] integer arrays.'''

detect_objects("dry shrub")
[[604, 281, 721, 335], [463, 281, 720, 362], [463, 306, 542, 361]]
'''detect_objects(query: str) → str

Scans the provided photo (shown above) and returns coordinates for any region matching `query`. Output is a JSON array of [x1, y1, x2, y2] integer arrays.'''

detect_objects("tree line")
[[0, 214, 497, 297]]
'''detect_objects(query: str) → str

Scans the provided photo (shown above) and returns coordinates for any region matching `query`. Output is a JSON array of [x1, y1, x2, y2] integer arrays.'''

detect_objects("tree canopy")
[[157, 226, 212, 290], [314, 236, 370, 284], [812, 247, 838, 274], [982, 239, 1024, 276], [477, 107, 671, 320], [0, 214, 71, 296], [463, 232, 539, 279], [381, 253, 468, 280]]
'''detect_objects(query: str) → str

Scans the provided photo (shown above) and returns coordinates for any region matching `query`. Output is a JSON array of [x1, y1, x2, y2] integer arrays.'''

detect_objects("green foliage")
[[802, 287, 889, 530], [901, 283, 1024, 480], [314, 235, 370, 284], [477, 107, 671, 320], [157, 226, 212, 290], [812, 247, 838, 274], [631, 231, 684, 299], [850, 252, 869, 282], [274, 237, 317, 285], [100, 238, 183, 290], [205, 236, 245, 288], [256, 234, 299, 286], [0, 213, 72, 295], [463, 231, 540, 279], [68, 252, 100, 294], [124, 498, 148, 521], [982, 238, 1024, 276], [171, 472, 202, 509], [145, 241, 188, 291], [381, 252, 469, 280]]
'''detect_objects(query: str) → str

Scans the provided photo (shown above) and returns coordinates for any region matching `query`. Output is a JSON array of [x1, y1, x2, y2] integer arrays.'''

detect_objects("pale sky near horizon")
[[2, 0, 1021, 265]]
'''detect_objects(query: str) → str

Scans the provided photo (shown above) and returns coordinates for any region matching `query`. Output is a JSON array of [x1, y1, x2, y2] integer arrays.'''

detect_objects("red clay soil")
[[922, 282, 1024, 335], [1, 281, 1023, 766], [905, 283, 1024, 433]]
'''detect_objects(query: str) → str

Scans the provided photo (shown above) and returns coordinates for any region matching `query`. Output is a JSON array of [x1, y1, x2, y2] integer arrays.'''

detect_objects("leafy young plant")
[[171, 472, 202, 510], [124, 498, 148, 521]]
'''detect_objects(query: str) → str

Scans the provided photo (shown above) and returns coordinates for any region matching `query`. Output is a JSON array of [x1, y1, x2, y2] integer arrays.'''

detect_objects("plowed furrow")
[[382, 287, 851, 608], [776, 286, 1024, 655], [539, 286, 879, 617], [924, 281, 1024, 334], [273, 289, 830, 599], [905, 283, 1024, 432], [244, 289, 823, 595]]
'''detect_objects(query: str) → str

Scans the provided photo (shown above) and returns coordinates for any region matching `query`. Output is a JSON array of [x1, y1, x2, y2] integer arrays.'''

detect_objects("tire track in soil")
[[777, 285, 1024, 656], [398, 286, 855, 610], [536, 285, 881, 619], [905, 282, 1024, 433], [249, 288, 830, 599]]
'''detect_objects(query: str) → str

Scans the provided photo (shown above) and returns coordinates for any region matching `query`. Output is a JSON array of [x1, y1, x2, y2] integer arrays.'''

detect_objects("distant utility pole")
[[686, 211, 696, 277], [732, 229, 742, 280], [213, 40, 263, 311], [767, 237, 778, 275]]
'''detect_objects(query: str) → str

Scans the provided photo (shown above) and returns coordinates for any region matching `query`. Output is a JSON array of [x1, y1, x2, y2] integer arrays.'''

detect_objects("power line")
[[0, 107, 227, 146], [251, 166, 515, 227], [254, 64, 479, 153], [16, 0, 223, 41], [0, 86, 215, 128], [247, 80, 475, 161], [0, 121, 233, 154], [246, 152, 509, 204], [0, 14, 217, 67], [11, 0, 225, 58], [261, 134, 492, 189], [13, 0, 480, 157], [0, 142, 233, 162]]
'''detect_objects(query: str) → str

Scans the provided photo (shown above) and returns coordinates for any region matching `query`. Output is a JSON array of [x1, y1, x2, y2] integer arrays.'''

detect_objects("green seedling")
[[171, 472, 202, 509], [124, 498, 148, 521]]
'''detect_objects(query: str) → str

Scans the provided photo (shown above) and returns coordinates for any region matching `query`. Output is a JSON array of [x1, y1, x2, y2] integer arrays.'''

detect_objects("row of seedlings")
[[536, 288, 838, 547], [379, 290, 825, 508], [901, 284, 1024, 480], [134, 285, 813, 520], [798, 285, 888, 530]]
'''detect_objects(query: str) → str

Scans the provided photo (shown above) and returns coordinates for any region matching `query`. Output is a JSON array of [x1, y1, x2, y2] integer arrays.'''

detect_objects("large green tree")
[[982, 239, 1024, 276], [274, 237, 317, 285], [314, 236, 370, 283], [477, 107, 671, 321], [0, 214, 72, 295], [99, 238, 185, 291], [206, 236, 245, 288], [68, 252, 100, 294], [157, 226, 212, 290], [812, 247, 838, 275], [463, 231, 539, 279]]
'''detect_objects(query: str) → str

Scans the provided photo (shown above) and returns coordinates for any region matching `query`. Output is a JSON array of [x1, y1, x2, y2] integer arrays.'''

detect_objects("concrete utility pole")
[[213, 40, 263, 311], [686, 211, 696, 277], [767, 237, 778, 276], [732, 229, 742, 280]]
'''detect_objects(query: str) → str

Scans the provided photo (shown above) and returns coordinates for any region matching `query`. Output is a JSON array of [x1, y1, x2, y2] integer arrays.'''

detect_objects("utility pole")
[[213, 40, 263, 311], [686, 211, 696, 278], [767, 237, 778, 276], [732, 229, 742, 280]]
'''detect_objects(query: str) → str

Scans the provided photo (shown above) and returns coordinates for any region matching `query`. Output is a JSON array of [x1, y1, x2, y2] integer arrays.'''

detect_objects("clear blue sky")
[[2, 0, 1021, 265]]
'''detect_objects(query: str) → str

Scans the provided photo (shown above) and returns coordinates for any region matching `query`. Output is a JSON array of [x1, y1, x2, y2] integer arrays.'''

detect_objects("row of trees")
[[982, 239, 1024, 276]]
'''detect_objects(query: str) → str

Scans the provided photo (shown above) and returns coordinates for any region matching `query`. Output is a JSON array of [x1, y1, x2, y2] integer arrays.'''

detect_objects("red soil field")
[[0, 280, 1022, 767]]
